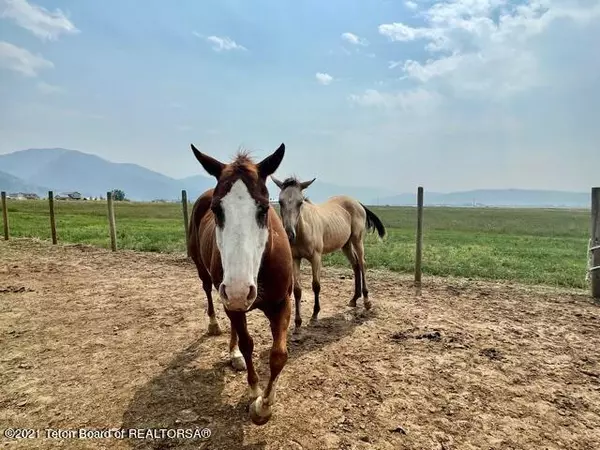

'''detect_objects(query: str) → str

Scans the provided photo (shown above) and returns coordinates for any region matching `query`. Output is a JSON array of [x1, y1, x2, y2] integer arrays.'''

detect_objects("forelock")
[[279, 176, 309, 202], [281, 176, 301, 189], [213, 152, 271, 205]]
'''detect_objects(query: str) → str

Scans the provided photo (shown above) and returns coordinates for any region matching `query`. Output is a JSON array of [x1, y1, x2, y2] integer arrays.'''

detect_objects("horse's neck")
[[297, 201, 319, 236]]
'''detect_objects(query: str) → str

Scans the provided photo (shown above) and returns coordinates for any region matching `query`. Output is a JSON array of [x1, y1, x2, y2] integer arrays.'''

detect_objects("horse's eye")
[[211, 203, 224, 224], [256, 204, 269, 221]]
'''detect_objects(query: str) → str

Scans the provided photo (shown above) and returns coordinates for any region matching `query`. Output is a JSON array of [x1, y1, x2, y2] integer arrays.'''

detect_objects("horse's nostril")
[[286, 229, 295, 242], [247, 285, 256, 301]]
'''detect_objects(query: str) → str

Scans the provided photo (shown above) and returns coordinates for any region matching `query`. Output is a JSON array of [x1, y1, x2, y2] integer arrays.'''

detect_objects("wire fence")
[[2, 188, 599, 296]]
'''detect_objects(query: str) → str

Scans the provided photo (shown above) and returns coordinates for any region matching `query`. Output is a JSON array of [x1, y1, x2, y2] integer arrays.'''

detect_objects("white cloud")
[[378, 0, 600, 98], [341, 32, 368, 46], [0, 41, 53, 76], [405, 1, 418, 10], [0, 0, 79, 41], [37, 81, 64, 94], [348, 87, 441, 113], [315, 72, 334, 85], [196, 33, 247, 52]]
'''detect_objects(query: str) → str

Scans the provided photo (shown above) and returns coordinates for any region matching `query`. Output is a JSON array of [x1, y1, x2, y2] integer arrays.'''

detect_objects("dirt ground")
[[1, 239, 600, 450]]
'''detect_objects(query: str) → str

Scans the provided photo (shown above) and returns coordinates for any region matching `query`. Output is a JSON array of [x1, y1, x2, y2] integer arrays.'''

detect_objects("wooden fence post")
[[415, 186, 424, 284], [106, 191, 117, 251], [48, 191, 57, 244], [1, 191, 8, 241], [591, 187, 600, 299], [181, 189, 190, 256]]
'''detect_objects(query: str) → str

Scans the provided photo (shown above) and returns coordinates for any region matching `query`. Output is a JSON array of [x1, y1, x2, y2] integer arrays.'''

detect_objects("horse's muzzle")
[[219, 282, 257, 311]]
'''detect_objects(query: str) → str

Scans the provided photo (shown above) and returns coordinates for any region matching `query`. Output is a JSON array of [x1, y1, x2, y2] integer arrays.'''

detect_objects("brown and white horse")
[[271, 176, 386, 329], [187, 143, 293, 425]]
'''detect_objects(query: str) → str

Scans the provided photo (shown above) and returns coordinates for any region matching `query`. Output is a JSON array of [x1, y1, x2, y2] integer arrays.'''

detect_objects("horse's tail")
[[360, 203, 386, 239]]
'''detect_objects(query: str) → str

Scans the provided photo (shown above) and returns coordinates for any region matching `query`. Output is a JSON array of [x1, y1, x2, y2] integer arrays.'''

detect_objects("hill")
[[0, 148, 591, 207], [377, 189, 590, 208], [0, 170, 50, 196], [0, 148, 214, 201], [0, 148, 393, 203]]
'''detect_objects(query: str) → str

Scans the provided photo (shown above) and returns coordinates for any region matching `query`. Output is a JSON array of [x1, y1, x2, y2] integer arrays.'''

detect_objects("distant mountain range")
[[376, 189, 592, 208], [0, 148, 592, 207]]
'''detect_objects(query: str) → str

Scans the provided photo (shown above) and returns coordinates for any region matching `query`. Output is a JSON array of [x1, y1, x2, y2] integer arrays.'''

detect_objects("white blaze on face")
[[216, 179, 268, 310]]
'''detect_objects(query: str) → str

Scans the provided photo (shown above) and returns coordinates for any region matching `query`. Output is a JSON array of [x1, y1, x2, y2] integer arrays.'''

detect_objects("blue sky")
[[0, 0, 599, 193]]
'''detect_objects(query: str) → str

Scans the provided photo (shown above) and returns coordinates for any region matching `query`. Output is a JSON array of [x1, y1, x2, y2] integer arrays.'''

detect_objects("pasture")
[[1, 239, 599, 449], [1, 198, 591, 288]]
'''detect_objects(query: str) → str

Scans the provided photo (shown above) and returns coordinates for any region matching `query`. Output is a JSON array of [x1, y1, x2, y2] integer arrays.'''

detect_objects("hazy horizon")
[[1, 0, 599, 193]]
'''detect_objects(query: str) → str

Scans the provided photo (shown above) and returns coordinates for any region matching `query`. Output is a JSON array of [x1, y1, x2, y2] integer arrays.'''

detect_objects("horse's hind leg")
[[249, 295, 291, 426], [203, 279, 222, 336], [352, 235, 372, 310], [309, 254, 322, 323], [194, 260, 222, 336], [342, 242, 362, 307], [292, 258, 303, 330]]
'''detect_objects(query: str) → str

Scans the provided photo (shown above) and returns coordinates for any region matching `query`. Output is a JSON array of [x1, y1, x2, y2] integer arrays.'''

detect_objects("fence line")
[[0, 190, 429, 281], [4, 187, 600, 293]]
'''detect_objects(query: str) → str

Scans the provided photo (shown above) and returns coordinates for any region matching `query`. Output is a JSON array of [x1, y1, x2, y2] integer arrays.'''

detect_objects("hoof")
[[249, 397, 272, 426], [309, 315, 318, 325], [207, 322, 222, 336], [348, 298, 357, 307], [363, 298, 372, 310], [231, 356, 247, 371]]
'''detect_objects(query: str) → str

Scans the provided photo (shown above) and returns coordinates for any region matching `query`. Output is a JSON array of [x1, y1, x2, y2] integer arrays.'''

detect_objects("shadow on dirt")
[[121, 308, 373, 449]]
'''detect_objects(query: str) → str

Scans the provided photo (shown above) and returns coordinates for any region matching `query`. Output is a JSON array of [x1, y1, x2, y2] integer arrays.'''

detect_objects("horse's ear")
[[271, 176, 284, 190], [257, 143, 285, 179], [191, 144, 224, 179], [300, 178, 316, 190]]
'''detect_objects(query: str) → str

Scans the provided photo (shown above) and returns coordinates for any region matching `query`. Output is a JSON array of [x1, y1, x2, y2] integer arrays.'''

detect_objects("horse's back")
[[316, 195, 369, 250], [325, 195, 366, 218]]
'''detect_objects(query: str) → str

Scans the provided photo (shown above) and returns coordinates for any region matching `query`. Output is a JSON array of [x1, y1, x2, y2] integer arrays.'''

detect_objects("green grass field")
[[1, 199, 592, 289]]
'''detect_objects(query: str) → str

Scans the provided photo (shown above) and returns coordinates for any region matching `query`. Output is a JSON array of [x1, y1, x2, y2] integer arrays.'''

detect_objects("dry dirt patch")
[[1, 238, 600, 449]]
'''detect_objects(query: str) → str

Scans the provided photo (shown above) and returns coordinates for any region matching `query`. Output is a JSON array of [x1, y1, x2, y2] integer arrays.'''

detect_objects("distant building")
[[55, 191, 82, 200], [7, 192, 40, 200]]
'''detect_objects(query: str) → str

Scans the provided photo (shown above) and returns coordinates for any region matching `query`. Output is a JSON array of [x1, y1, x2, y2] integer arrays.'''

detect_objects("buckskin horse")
[[187, 143, 293, 425], [271, 176, 386, 329]]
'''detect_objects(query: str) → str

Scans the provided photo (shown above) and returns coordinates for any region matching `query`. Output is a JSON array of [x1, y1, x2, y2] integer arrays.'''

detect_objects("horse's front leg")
[[249, 296, 291, 426], [226, 311, 260, 398], [309, 254, 322, 323], [228, 326, 246, 371]]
